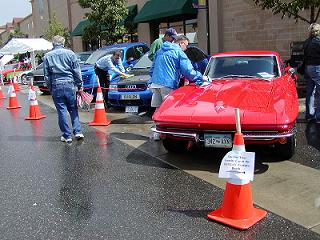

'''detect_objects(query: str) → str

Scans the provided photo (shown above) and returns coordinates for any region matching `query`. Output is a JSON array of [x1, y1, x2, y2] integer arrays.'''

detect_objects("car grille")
[[117, 83, 147, 92]]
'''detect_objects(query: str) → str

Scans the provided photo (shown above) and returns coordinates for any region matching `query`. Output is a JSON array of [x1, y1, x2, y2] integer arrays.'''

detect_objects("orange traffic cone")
[[89, 86, 111, 126], [0, 85, 5, 99], [207, 109, 267, 230], [12, 71, 20, 92], [7, 84, 21, 109], [25, 86, 46, 120]]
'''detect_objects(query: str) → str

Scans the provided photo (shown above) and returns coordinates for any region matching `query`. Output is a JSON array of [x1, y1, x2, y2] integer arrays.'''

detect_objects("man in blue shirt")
[[44, 35, 84, 143], [94, 51, 129, 105]]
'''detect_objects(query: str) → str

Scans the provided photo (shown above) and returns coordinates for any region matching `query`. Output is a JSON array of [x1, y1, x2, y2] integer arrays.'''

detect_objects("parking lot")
[[0, 86, 319, 239]]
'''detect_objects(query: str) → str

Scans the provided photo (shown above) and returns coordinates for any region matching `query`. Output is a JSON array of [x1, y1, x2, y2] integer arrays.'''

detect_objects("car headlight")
[[109, 84, 117, 91]]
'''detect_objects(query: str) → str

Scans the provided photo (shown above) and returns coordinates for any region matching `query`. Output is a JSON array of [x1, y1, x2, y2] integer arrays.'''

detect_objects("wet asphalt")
[[0, 92, 319, 240]]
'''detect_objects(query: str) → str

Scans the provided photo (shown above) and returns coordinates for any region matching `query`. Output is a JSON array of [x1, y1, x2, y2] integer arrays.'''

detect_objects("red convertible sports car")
[[152, 51, 299, 159]]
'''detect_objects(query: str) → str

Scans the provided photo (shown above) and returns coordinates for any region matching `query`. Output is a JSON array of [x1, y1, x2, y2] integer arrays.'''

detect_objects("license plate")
[[120, 94, 140, 100], [125, 106, 139, 113], [204, 134, 232, 148]]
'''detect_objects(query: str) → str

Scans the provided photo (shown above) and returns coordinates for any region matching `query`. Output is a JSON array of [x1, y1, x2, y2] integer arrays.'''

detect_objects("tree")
[[254, 0, 320, 24], [43, 12, 70, 47], [79, 0, 128, 46]]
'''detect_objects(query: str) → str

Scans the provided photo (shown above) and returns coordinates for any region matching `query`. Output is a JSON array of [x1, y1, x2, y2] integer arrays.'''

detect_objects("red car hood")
[[153, 79, 285, 129]]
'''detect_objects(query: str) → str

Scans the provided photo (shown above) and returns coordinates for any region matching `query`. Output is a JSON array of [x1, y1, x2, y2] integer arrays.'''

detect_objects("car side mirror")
[[287, 67, 295, 75]]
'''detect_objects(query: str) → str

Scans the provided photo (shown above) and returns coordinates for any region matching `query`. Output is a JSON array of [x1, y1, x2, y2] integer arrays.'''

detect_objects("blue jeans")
[[305, 65, 320, 120], [52, 82, 81, 139]]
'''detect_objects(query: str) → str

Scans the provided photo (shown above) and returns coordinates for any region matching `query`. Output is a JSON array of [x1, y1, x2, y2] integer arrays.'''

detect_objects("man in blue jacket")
[[149, 35, 203, 140], [149, 35, 203, 108], [44, 35, 84, 143]]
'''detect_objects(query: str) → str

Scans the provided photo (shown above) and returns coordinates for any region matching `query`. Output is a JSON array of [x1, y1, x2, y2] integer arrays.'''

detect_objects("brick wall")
[[222, 0, 311, 59]]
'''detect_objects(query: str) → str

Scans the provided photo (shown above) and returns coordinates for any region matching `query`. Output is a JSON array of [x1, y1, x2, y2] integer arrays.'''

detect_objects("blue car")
[[108, 52, 153, 112], [108, 46, 209, 113], [81, 42, 149, 94]]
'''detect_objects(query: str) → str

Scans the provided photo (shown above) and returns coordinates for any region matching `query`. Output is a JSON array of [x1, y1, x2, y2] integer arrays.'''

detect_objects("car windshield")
[[85, 49, 123, 65], [205, 56, 279, 80], [77, 52, 92, 63], [132, 53, 152, 69]]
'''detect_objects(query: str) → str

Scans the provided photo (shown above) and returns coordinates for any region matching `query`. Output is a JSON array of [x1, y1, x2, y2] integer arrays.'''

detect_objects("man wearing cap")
[[149, 35, 204, 140], [148, 28, 178, 62]]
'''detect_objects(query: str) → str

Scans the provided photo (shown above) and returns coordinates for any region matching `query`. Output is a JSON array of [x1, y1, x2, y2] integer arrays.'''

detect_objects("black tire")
[[41, 90, 51, 95], [163, 138, 189, 153], [276, 134, 296, 160]]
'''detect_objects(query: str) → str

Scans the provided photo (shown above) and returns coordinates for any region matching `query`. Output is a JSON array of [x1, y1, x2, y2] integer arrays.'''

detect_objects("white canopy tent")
[[0, 54, 14, 69], [0, 38, 53, 69]]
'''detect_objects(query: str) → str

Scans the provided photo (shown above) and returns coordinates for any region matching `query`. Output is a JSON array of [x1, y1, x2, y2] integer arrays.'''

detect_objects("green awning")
[[72, 5, 137, 36], [71, 19, 101, 37], [123, 5, 138, 24], [134, 0, 197, 23]]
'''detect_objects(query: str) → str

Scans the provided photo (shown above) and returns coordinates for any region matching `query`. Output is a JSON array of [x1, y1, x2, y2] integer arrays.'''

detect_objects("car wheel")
[[276, 134, 296, 160], [163, 138, 189, 153], [20, 74, 28, 85]]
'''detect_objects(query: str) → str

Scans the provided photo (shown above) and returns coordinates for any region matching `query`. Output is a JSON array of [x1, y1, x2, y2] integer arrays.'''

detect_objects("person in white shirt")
[[94, 51, 129, 106]]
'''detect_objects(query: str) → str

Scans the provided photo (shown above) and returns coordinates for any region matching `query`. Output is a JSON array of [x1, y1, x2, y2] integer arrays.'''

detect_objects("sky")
[[0, 0, 32, 26]]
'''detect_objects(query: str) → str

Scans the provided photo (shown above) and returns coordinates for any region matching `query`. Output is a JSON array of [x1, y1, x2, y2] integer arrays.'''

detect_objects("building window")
[[38, 0, 44, 13], [158, 19, 198, 44]]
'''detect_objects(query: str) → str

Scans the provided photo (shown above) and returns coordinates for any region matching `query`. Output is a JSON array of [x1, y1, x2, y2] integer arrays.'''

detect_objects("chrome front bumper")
[[150, 126, 297, 142]]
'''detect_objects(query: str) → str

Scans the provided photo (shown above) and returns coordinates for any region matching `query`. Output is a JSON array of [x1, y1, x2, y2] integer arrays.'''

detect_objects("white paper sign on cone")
[[28, 89, 37, 100], [219, 150, 255, 181]]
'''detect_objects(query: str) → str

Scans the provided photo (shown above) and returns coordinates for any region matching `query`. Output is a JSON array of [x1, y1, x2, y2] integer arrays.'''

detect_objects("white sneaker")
[[153, 132, 160, 141], [75, 133, 84, 140], [61, 136, 72, 143]]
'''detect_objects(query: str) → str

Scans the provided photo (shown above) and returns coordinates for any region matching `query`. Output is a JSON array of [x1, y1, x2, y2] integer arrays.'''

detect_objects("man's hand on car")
[[195, 79, 204, 86]]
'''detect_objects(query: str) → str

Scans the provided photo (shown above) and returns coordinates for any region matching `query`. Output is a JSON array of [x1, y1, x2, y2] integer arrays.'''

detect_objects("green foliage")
[[8, 28, 28, 41], [254, 0, 320, 23], [79, 0, 128, 45], [43, 12, 71, 47]]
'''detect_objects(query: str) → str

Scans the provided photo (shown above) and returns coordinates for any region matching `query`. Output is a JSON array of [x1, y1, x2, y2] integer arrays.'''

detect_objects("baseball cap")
[[165, 28, 178, 39]]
